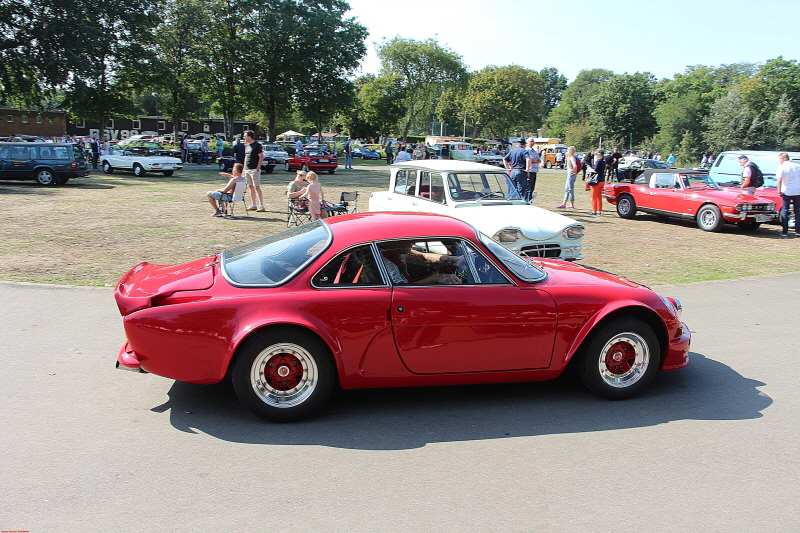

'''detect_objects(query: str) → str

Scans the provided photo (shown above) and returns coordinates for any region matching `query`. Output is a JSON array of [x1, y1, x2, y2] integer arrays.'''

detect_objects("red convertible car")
[[603, 169, 777, 231], [285, 149, 338, 174], [114, 212, 689, 422]]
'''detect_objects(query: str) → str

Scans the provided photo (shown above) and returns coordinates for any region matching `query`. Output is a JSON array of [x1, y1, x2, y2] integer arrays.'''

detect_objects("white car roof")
[[391, 160, 503, 172]]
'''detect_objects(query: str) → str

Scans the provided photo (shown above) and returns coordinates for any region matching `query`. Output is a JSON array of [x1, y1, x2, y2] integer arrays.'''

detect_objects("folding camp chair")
[[339, 191, 359, 213], [220, 180, 248, 218], [287, 198, 312, 227]]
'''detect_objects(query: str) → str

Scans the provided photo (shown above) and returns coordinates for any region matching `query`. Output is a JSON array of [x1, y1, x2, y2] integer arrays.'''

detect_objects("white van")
[[709, 150, 800, 186]]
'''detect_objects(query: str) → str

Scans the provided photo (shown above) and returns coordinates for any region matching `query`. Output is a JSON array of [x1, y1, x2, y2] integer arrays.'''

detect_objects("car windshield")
[[221, 222, 331, 286], [305, 150, 326, 156], [447, 172, 521, 201], [651, 161, 670, 168], [479, 233, 546, 283], [682, 173, 721, 190]]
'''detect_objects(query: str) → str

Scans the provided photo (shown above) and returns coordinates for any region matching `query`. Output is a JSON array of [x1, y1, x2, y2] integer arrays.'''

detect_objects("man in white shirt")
[[393, 147, 411, 163], [776, 152, 800, 237]]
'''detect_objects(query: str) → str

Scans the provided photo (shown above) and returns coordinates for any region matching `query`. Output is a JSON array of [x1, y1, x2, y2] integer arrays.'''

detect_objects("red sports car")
[[603, 169, 777, 231], [114, 212, 690, 422], [285, 149, 338, 174]]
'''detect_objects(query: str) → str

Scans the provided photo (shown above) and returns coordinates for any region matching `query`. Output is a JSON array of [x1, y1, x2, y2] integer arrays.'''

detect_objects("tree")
[[703, 88, 760, 153], [378, 37, 467, 141], [544, 69, 613, 138], [539, 67, 567, 116], [358, 75, 407, 140], [589, 72, 658, 146], [296, 77, 355, 142]]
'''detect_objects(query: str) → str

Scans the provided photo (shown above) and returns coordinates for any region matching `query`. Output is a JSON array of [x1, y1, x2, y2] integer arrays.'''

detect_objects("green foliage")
[[563, 122, 595, 152], [544, 68, 613, 138], [357, 75, 407, 139], [589, 72, 657, 145]]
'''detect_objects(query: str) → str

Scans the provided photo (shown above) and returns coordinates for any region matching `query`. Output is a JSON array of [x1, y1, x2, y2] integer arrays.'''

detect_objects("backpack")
[[746, 162, 763, 188], [573, 156, 582, 174]]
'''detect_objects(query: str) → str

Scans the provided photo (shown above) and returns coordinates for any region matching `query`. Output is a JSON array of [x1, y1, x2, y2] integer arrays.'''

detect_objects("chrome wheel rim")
[[250, 343, 318, 408], [38, 171, 53, 184], [700, 209, 716, 228], [619, 198, 631, 215], [597, 332, 649, 388]]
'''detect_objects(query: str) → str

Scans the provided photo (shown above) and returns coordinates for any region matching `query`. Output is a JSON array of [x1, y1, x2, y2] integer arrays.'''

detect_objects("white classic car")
[[263, 144, 289, 164], [369, 160, 585, 259], [100, 146, 183, 176]]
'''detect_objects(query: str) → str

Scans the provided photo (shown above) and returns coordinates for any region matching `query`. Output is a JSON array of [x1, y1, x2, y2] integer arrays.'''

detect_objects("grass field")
[[1, 159, 799, 286]]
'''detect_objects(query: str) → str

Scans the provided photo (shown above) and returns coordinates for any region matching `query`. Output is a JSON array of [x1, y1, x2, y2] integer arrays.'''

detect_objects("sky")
[[345, 0, 800, 83]]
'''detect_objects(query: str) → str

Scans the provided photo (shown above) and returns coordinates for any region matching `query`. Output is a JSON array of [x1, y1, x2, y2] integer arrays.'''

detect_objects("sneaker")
[[780, 232, 789, 237], [247, 205, 258, 211], [556, 204, 566, 209], [256, 206, 267, 212], [567, 205, 575, 209], [587, 212, 597, 216], [212, 211, 223, 217]]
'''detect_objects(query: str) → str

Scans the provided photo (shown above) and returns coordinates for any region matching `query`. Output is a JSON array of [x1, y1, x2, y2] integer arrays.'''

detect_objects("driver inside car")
[[379, 241, 465, 285]]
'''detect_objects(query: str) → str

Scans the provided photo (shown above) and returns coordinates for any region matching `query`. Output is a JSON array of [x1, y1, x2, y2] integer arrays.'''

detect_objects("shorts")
[[245, 168, 261, 187], [210, 191, 232, 202]]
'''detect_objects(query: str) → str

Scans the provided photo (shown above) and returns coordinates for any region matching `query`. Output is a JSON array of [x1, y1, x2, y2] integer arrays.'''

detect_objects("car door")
[[383, 238, 557, 374], [647, 173, 685, 213], [0, 145, 10, 178], [387, 169, 418, 211], [409, 171, 449, 214], [6, 145, 33, 179]]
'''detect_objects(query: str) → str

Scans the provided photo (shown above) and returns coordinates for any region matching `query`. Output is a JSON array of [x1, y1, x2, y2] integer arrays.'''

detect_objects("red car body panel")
[[115, 212, 689, 390], [286, 150, 338, 172]]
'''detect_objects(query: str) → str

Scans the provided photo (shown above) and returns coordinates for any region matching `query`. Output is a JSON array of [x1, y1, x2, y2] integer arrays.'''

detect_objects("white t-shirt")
[[394, 151, 411, 162], [776, 160, 800, 196]]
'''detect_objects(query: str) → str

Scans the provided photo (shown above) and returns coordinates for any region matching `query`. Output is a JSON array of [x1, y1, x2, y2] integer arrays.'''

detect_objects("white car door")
[[386, 169, 420, 211]]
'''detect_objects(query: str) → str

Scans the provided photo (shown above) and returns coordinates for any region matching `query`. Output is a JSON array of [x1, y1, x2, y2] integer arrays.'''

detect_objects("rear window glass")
[[221, 221, 331, 286]]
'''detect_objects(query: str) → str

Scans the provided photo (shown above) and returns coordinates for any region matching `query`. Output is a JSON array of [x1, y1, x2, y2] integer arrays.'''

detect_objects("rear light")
[[71, 160, 77, 170]]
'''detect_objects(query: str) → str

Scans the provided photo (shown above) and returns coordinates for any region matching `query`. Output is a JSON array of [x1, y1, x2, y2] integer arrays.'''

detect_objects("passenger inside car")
[[378, 240, 465, 285]]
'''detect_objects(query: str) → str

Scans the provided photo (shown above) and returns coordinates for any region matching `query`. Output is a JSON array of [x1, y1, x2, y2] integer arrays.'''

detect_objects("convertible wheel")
[[35, 169, 56, 186], [285, 161, 291, 172], [579, 317, 660, 400], [263, 166, 274, 174], [218, 161, 226, 171], [232, 330, 335, 422], [697, 204, 723, 232], [616, 194, 637, 219], [102, 161, 114, 174], [302, 164, 309, 172], [133, 164, 146, 177]]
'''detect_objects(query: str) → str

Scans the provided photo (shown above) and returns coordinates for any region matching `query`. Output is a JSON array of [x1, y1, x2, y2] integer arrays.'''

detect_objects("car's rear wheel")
[[579, 317, 660, 399], [133, 164, 146, 177], [616, 194, 637, 218], [285, 162, 291, 172], [35, 169, 56, 186], [232, 330, 335, 422], [218, 161, 226, 171], [102, 161, 114, 174], [162, 170, 174, 176], [302, 164, 309, 172], [697, 204, 724, 231]]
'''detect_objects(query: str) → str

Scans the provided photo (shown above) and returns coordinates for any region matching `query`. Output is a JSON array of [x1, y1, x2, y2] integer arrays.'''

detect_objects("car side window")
[[654, 174, 673, 189], [394, 170, 407, 194], [10, 146, 30, 159], [312, 244, 385, 287], [419, 172, 445, 204], [463, 243, 511, 285], [0, 146, 10, 159]]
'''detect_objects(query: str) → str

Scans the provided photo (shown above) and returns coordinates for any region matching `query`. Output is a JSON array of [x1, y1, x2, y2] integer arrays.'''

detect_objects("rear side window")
[[313, 244, 385, 286], [10, 146, 31, 159], [0, 146, 9, 159]]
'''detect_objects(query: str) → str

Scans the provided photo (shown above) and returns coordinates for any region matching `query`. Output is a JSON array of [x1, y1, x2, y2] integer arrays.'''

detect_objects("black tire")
[[162, 170, 174, 176], [578, 317, 661, 400], [737, 221, 761, 231], [102, 161, 114, 174], [55, 174, 70, 184], [219, 161, 226, 171], [35, 168, 56, 186], [328, 169, 335, 174], [285, 161, 292, 172], [232, 329, 336, 422], [133, 164, 146, 177], [696, 204, 724, 232], [616, 194, 637, 219], [263, 166, 274, 174], [302, 164, 309, 172], [545, 161, 552, 169]]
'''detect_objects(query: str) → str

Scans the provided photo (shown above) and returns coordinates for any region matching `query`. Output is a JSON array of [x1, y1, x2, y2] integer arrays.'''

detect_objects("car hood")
[[538, 259, 647, 289], [114, 256, 216, 315], [452, 203, 582, 240]]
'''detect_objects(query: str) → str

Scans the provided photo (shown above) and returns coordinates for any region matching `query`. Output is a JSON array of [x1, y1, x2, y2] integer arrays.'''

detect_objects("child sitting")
[[207, 163, 245, 217], [300, 171, 326, 221]]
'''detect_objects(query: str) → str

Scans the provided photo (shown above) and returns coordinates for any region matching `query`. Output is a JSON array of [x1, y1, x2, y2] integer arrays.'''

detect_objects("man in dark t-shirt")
[[243, 130, 265, 211]]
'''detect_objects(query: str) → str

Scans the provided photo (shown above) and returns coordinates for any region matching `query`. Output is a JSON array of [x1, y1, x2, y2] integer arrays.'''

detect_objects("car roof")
[[641, 168, 707, 177], [323, 212, 477, 242], [391, 160, 504, 172]]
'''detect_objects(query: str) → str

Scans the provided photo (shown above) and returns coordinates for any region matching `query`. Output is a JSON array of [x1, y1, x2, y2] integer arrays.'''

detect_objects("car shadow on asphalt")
[[151, 351, 770, 450]]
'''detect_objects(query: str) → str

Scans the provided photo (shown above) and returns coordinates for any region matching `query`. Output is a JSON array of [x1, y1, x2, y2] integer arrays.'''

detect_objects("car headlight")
[[658, 294, 682, 317], [493, 228, 521, 243], [563, 224, 585, 239]]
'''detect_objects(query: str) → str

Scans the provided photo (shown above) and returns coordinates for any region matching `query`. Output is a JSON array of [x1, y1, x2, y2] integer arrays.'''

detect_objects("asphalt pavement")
[[1, 274, 798, 532]]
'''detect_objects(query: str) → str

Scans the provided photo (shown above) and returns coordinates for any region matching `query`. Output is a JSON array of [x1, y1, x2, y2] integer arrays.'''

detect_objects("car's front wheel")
[[697, 204, 724, 232], [218, 160, 226, 171], [263, 165, 274, 174], [35, 168, 56, 186], [545, 161, 552, 169], [579, 317, 660, 400], [285, 161, 292, 172], [133, 164, 146, 177], [102, 161, 114, 174], [616, 194, 637, 218], [232, 329, 336, 422], [162, 170, 174, 176]]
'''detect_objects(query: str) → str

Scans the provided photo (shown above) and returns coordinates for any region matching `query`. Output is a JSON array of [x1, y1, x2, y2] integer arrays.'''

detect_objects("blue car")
[[352, 147, 381, 160], [218, 155, 277, 173]]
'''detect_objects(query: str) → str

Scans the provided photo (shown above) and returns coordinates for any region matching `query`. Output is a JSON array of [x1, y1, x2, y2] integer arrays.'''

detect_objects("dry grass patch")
[[1, 164, 798, 286]]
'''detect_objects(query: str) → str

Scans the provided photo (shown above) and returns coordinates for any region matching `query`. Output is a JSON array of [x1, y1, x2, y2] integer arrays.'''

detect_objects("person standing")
[[738, 154, 763, 195], [101, 136, 112, 157], [588, 150, 606, 216], [343, 138, 353, 169], [243, 130, 266, 212], [216, 137, 224, 158], [199, 135, 210, 165], [667, 153, 676, 166], [776, 152, 800, 237], [503, 138, 529, 200], [89, 133, 100, 169], [557, 146, 579, 209], [232, 138, 245, 165], [524, 137, 541, 201], [295, 138, 303, 154], [581, 151, 593, 181], [610, 147, 622, 181], [181, 136, 190, 163], [384, 142, 394, 165]]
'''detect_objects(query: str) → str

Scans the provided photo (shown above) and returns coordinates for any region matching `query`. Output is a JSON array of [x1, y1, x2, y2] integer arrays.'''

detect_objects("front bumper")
[[723, 212, 777, 223], [116, 340, 147, 373], [662, 322, 691, 371]]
